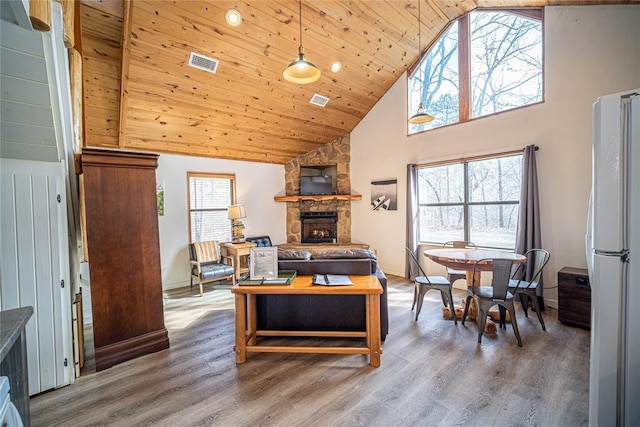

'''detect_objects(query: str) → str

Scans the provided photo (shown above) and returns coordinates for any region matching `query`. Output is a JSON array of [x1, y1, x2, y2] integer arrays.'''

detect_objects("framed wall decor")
[[371, 179, 397, 211], [156, 183, 165, 216], [250, 246, 278, 280]]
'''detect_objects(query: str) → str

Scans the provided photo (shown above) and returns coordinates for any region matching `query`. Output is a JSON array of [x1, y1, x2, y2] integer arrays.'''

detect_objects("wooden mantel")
[[274, 194, 362, 202]]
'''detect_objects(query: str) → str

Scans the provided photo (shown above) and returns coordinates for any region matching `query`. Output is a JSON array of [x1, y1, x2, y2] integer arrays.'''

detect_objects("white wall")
[[156, 153, 286, 289], [350, 5, 640, 308]]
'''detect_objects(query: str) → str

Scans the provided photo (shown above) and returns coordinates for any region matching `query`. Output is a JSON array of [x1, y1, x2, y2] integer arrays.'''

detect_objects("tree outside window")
[[417, 154, 522, 249], [409, 10, 543, 134]]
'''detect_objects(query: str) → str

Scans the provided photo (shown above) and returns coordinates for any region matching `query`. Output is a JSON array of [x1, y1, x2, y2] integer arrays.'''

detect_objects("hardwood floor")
[[31, 275, 591, 426]]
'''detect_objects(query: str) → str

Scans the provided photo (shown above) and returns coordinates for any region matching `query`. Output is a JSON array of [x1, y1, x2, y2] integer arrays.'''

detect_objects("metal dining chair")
[[406, 247, 457, 324], [442, 241, 477, 284], [462, 258, 522, 347], [508, 249, 550, 330]]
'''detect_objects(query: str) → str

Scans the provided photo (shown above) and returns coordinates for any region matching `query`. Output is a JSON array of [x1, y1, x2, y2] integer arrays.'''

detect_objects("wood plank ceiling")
[[80, 0, 639, 164]]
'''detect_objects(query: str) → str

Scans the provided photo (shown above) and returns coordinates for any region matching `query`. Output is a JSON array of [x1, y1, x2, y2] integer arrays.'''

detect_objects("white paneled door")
[[1, 158, 74, 395]]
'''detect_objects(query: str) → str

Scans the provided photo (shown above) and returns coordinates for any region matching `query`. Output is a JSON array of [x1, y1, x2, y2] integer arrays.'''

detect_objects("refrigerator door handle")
[[594, 249, 630, 262]]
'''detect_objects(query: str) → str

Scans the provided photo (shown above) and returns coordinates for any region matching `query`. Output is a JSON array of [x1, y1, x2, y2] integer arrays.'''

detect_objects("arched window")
[[408, 9, 543, 134]]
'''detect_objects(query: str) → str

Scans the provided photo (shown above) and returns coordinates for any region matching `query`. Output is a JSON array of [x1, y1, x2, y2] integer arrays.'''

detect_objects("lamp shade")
[[409, 103, 434, 124], [283, 48, 321, 84], [408, 0, 434, 125], [283, 0, 321, 85], [228, 204, 246, 220]]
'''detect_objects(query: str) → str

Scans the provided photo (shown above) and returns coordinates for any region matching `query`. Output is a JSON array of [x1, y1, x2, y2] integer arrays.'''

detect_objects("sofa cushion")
[[277, 248, 312, 260], [311, 248, 376, 260], [311, 249, 377, 273]]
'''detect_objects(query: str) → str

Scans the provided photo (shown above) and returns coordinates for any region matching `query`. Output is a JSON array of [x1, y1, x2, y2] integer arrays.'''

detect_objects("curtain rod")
[[416, 145, 538, 168]]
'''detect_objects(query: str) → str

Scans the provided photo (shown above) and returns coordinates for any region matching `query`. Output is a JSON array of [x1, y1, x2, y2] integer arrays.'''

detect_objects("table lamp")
[[228, 204, 246, 243]]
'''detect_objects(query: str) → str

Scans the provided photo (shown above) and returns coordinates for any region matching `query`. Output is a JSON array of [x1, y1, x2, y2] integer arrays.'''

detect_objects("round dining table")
[[423, 247, 527, 331], [424, 248, 526, 284]]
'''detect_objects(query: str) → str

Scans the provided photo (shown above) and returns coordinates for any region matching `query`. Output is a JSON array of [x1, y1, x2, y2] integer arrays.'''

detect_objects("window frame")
[[187, 172, 237, 244], [416, 152, 522, 250], [408, 8, 544, 134]]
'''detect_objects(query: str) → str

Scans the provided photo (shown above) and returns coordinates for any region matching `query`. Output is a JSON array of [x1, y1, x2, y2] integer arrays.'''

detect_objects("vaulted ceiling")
[[80, 0, 639, 164]]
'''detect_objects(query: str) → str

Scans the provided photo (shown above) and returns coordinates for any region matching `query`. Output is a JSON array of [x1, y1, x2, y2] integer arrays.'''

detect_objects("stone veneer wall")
[[284, 135, 352, 244]]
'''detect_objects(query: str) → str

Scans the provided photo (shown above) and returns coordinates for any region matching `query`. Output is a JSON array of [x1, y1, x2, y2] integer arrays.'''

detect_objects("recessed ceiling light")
[[225, 9, 242, 27], [331, 61, 343, 73]]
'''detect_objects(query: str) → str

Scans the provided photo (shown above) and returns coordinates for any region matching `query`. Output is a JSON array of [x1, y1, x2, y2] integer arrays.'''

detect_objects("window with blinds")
[[188, 172, 236, 243]]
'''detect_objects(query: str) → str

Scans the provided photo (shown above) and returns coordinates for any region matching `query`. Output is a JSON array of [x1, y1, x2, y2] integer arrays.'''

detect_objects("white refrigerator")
[[587, 88, 640, 426]]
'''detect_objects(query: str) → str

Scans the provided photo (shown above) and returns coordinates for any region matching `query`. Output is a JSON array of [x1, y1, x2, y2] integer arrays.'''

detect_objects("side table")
[[558, 267, 591, 328], [221, 241, 257, 280]]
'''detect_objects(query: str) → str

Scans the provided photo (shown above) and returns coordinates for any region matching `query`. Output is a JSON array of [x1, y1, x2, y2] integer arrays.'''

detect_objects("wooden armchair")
[[189, 240, 236, 296]]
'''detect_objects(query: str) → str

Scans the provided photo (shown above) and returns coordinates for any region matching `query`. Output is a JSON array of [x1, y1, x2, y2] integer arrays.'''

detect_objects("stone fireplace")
[[283, 135, 353, 244], [300, 212, 338, 243]]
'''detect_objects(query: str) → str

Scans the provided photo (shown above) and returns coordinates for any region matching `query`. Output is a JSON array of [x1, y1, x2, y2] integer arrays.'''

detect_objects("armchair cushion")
[[197, 262, 235, 281], [190, 240, 221, 263]]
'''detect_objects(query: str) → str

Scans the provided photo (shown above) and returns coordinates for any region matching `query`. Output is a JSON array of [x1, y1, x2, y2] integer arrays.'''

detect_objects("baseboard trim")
[[94, 329, 169, 371]]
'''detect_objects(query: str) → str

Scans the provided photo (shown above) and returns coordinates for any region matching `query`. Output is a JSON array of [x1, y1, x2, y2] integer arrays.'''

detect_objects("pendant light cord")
[[299, 0, 303, 49]]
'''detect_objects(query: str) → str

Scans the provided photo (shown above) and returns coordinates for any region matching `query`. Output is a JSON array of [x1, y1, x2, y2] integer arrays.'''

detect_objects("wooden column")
[[56, 0, 75, 48], [81, 149, 169, 371], [70, 48, 84, 152], [30, 0, 51, 31]]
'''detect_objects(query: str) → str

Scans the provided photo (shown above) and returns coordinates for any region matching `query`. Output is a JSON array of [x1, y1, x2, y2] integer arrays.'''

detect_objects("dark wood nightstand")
[[558, 267, 591, 329]]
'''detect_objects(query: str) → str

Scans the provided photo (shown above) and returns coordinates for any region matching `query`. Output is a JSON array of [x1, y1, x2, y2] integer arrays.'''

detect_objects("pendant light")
[[283, 0, 321, 84], [409, 0, 434, 124]]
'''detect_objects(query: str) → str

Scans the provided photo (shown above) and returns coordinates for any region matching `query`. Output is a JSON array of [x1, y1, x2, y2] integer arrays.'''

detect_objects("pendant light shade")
[[283, 47, 321, 84], [283, 0, 321, 84], [409, 0, 434, 124], [409, 103, 434, 124]]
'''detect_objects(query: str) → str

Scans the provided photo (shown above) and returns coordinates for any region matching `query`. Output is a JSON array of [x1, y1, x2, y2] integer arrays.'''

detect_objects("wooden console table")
[[221, 241, 257, 280], [231, 275, 383, 367]]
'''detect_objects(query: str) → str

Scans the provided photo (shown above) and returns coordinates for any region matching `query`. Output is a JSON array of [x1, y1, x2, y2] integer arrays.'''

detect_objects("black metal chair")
[[406, 247, 457, 324], [508, 249, 550, 330], [462, 258, 522, 346], [442, 241, 477, 284]]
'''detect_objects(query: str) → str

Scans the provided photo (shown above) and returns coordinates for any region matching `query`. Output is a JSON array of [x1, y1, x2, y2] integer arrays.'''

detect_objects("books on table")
[[312, 274, 353, 286]]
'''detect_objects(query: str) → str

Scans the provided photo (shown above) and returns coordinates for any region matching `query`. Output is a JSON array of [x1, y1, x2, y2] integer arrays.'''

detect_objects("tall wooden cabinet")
[[80, 149, 169, 371]]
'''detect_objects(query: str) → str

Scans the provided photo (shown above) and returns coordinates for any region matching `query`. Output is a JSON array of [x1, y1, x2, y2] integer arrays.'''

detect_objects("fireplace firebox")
[[300, 211, 338, 243]]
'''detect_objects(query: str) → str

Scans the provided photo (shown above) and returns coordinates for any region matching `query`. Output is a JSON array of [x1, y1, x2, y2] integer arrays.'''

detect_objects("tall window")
[[409, 10, 543, 134], [417, 154, 522, 249], [188, 172, 235, 243]]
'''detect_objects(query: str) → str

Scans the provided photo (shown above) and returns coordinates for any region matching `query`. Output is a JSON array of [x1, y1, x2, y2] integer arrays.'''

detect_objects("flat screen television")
[[300, 175, 333, 195]]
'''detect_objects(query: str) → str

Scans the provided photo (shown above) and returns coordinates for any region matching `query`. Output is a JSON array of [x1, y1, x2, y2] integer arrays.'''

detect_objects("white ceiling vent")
[[310, 93, 330, 107], [188, 52, 219, 74]]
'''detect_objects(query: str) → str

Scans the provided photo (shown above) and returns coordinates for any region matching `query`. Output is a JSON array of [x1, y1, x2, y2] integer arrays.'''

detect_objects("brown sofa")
[[256, 248, 388, 340]]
